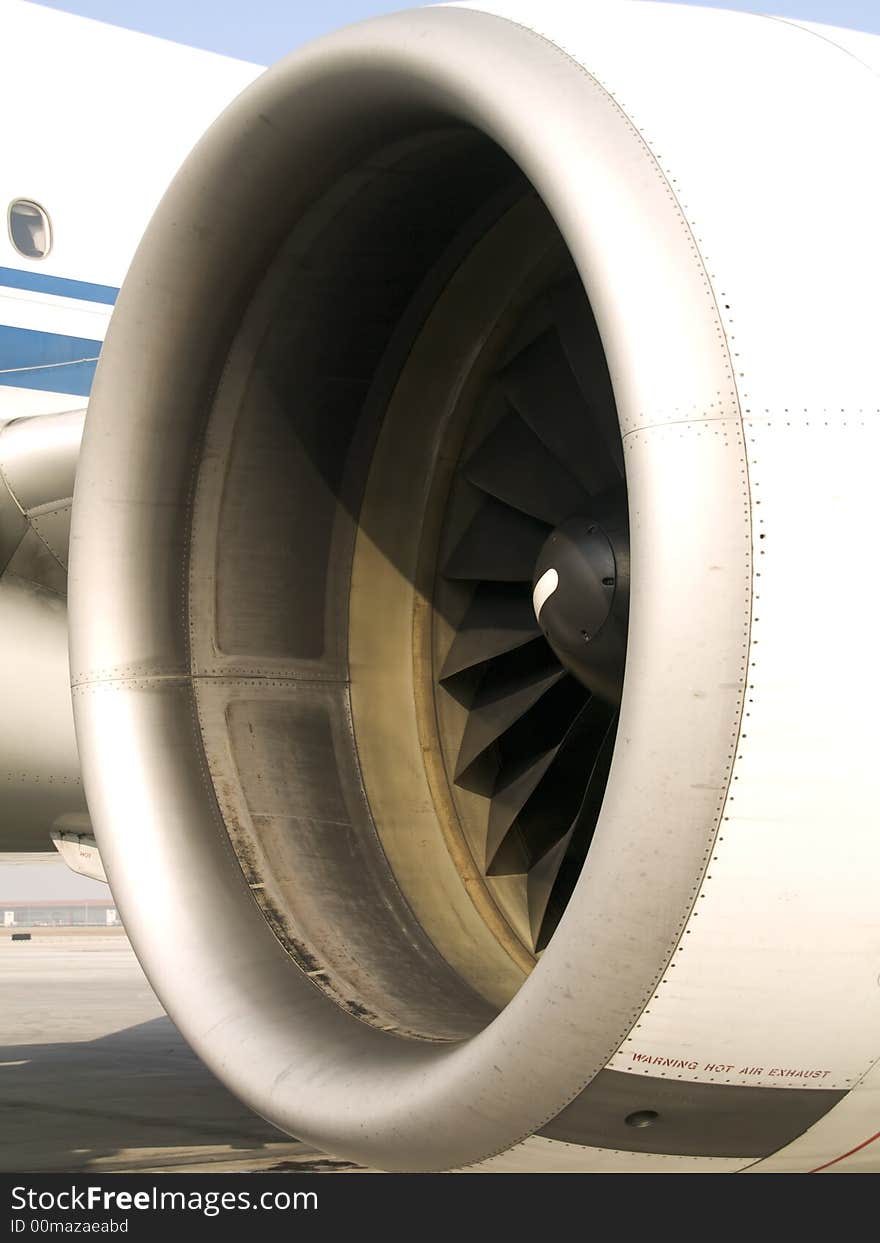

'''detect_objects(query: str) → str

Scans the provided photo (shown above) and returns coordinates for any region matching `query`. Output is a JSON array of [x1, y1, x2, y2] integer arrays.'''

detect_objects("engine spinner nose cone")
[[533, 516, 616, 637], [533, 516, 622, 703]]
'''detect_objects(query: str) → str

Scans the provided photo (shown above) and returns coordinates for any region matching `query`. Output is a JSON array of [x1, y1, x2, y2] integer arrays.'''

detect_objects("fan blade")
[[485, 684, 596, 867], [463, 410, 588, 525], [482, 696, 611, 870], [514, 696, 614, 849], [559, 712, 618, 869], [549, 279, 625, 478], [444, 495, 550, 582], [532, 713, 618, 951], [527, 831, 575, 951], [500, 330, 619, 497], [440, 583, 540, 680], [454, 658, 565, 783], [485, 746, 558, 871]]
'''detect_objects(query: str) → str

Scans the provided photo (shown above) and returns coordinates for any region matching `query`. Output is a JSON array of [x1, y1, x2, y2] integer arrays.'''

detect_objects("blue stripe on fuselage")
[[0, 266, 119, 306], [0, 325, 101, 396]]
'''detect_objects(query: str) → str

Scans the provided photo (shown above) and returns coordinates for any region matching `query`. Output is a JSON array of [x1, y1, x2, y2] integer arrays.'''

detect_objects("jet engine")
[[40, 1, 880, 1170], [0, 410, 87, 855]]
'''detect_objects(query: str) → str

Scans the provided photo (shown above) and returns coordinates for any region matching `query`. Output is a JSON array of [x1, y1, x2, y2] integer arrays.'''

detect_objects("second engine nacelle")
[[0, 410, 86, 854]]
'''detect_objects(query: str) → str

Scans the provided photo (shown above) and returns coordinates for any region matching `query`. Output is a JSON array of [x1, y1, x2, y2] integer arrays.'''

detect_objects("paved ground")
[[0, 927, 367, 1173]]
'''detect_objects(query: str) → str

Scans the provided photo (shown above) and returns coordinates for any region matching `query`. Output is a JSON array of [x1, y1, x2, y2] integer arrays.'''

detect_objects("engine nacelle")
[[0, 410, 87, 854], [65, 2, 880, 1171]]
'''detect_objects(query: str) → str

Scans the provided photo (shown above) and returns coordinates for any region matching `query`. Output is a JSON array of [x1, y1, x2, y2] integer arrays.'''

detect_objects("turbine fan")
[[436, 277, 628, 952]]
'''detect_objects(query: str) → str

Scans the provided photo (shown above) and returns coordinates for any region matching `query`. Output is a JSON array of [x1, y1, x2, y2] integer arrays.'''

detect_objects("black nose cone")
[[532, 514, 628, 704]]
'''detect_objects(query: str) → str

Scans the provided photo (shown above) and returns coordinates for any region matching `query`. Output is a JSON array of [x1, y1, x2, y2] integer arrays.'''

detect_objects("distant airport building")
[[1, 899, 120, 928]]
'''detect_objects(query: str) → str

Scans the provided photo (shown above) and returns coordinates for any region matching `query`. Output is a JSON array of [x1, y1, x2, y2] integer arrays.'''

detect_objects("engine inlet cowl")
[[67, 1, 880, 1173]]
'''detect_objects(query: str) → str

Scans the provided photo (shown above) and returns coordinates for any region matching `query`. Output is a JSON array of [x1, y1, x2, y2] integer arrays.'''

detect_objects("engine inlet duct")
[[69, 2, 880, 1172]]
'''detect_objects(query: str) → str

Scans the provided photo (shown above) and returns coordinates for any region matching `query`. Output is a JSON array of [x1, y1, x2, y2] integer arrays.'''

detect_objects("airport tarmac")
[[0, 927, 369, 1173]]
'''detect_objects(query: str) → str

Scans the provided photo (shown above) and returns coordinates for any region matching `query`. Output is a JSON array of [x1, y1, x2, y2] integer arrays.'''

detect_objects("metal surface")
[[65, 0, 880, 1173], [50, 830, 106, 882], [746, 1057, 880, 1174], [540, 1070, 845, 1158], [0, 410, 86, 853]]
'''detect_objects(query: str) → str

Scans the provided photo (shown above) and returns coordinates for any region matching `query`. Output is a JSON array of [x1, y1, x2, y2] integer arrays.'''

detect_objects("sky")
[[0, 858, 108, 901], [3, 0, 877, 901], [29, 0, 880, 64]]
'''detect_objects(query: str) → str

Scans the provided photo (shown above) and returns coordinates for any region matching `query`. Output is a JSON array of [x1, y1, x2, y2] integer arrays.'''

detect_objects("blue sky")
[[31, 0, 880, 64]]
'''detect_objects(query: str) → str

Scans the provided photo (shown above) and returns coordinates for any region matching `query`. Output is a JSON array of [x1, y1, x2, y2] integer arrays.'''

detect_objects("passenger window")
[[8, 199, 52, 259]]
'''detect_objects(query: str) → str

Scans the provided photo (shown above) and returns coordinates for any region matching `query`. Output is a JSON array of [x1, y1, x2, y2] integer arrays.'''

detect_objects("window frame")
[[7, 198, 53, 260]]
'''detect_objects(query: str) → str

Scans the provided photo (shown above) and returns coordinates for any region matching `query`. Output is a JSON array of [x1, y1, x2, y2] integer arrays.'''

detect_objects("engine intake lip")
[[69, 5, 749, 1170]]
